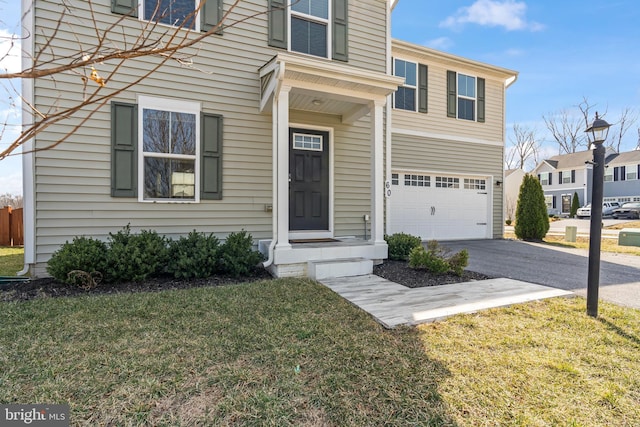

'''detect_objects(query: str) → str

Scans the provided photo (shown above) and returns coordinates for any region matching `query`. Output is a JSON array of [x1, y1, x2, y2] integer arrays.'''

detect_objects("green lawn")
[[1, 279, 639, 426], [0, 246, 23, 276]]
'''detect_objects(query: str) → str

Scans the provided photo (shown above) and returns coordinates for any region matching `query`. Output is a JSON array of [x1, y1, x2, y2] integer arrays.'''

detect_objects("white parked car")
[[576, 202, 621, 218]]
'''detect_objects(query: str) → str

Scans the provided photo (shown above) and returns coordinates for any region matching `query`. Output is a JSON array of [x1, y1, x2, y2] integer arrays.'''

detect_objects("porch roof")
[[259, 52, 403, 123]]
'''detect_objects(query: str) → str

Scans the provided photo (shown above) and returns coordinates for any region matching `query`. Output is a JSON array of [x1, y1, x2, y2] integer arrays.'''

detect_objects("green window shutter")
[[268, 0, 287, 49], [111, 102, 138, 198], [418, 64, 428, 113], [332, 0, 348, 62], [201, 113, 223, 200], [446, 70, 456, 118], [112, 0, 138, 17], [201, 0, 223, 34], [477, 77, 486, 123]]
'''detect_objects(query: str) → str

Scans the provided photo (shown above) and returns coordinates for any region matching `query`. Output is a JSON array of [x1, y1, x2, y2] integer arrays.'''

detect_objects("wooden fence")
[[0, 206, 24, 246]]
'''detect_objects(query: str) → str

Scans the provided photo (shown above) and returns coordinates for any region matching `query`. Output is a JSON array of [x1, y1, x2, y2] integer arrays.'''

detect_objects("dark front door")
[[289, 128, 330, 231]]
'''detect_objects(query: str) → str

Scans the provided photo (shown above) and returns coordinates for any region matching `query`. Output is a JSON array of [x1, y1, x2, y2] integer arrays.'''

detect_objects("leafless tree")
[[0, 0, 283, 160], [607, 107, 638, 152], [505, 123, 540, 171], [543, 97, 600, 154], [0, 193, 23, 209]]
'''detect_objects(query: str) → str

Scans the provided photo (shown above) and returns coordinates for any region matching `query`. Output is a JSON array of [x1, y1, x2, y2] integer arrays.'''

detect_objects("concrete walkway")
[[320, 275, 572, 328]]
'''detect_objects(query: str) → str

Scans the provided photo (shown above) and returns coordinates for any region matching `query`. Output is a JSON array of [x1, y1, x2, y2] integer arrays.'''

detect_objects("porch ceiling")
[[259, 52, 403, 120]]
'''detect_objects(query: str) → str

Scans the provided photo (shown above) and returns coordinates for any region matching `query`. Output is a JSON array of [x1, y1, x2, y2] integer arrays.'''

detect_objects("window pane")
[[292, 0, 328, 19], [458, 74, 475, 98], [395, 87, 416, 111], [394, 59, 416, 86], [143, 109, 170, 153], [145, 0, 195, 28], [404, 62, 416, 86], [458, 98, 475, 120], [144, 158, 195, 199], [170, 112, 196, 155], [291, 17, 327, 57]]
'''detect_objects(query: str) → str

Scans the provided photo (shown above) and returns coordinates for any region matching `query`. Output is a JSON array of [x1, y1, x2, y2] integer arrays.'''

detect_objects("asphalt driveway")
[[441, 239, 640, 309]]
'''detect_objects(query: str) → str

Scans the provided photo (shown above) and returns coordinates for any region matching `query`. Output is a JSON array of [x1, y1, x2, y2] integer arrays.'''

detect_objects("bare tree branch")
[[506, 123, 540, 171]]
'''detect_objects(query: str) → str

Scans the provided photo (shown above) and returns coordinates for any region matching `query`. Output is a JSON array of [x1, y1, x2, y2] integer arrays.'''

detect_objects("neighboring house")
[[532, 148, 640, 216], [504, 168, 526, 222], [20, 0, 516, 278]]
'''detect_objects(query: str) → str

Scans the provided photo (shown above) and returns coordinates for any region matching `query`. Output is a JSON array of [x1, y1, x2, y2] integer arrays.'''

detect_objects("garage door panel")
[[389, 172, 489, 241]]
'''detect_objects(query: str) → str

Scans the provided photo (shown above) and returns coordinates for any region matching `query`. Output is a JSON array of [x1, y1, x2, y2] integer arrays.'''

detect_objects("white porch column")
[[370, 99, 385, 244], [276, 85, 292, 249]]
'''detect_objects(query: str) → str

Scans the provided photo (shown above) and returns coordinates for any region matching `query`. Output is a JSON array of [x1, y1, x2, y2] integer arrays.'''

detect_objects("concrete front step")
[[308, 257, 373, 280]]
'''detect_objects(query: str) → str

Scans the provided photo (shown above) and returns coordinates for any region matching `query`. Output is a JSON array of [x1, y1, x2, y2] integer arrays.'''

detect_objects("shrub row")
[[46, 226, 264, 287], [385, 233, 469, 276]]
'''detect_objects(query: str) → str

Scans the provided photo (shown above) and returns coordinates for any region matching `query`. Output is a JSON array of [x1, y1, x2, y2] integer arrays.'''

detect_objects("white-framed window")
[[139, 96, 200, 202], [562, 173, 571, 184], [544, 195, 553, 210], [290, 0, 330, 58], [626, 164, 638, 180], [604, 167, 613, 182], [457, 73, 476, 121], [393, 59, 417, 111], [435, 176, 459, 189], [293, 133, 322, 151], [539, 172, 550, 185], [391, 173, 399, 185], [404, 174, 430, 187], [142, 0, 199, 30], [464, 178, 486, 190]]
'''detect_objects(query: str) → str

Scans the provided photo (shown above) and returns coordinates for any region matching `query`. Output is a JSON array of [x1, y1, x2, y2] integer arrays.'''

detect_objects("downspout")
[[18, 0, 35, 276], [263, 64, 284, 268]]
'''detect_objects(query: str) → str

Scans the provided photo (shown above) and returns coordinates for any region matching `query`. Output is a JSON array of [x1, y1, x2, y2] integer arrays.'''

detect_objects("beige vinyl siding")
[[392, 134, 504, 238], [31, 0, 386, 267], [392, 62, 505, 142]]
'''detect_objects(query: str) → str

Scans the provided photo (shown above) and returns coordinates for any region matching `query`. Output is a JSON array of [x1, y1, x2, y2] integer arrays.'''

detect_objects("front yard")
[[2, 279, 639, 426]]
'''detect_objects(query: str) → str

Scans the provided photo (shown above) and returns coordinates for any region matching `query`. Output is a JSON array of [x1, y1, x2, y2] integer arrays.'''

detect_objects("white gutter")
[[262, 64, 284, 268], [18, 0, 35, 277], [385, 0, 394, 237]]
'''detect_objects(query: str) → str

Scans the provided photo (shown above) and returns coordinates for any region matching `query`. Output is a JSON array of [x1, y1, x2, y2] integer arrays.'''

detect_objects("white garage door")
[[388, 172, 490, 240]]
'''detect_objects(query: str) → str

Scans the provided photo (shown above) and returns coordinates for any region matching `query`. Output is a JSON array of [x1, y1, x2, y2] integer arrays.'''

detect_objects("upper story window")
[[144, 0, 197, 28], [393, 59, 417, 111], [539, 172, 551, 186], [268, 0, 348, 62], [604, 167, 613, 182], [626, 164, 638, 180], [291, 0, 329, 57], [457, 74, 476, 121], [447, 70, 485, 122], [112, 0, 223, 34]]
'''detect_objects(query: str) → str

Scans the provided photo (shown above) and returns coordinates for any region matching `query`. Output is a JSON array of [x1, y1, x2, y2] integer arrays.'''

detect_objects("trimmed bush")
[[408, 240, 469, 276], [515, 174, 550, 240], [570, 192, 580, 218], [505, 219, 512, 226], [166, 230, 220, 279], [46, 236, 108, 286], [385, 233, 422, 261], [105, 225, 169, 283], [219, 230, 264, 277]]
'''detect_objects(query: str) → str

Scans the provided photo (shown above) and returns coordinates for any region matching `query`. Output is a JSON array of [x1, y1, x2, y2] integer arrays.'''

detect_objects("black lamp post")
[[584, 112, 611, 318]]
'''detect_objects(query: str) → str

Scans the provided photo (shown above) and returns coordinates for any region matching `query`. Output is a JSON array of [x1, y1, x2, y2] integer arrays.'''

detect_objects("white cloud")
[[440, 0, 544, 32], [424, 37, 454, 50], [0, 29, 21, 73]]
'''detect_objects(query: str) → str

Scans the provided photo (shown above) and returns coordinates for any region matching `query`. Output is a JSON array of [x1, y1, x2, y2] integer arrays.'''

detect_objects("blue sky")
[[1, 0, 640, 195]]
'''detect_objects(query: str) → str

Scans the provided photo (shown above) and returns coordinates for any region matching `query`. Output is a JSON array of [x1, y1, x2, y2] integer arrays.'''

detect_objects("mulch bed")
[[373, 260, 493, 288], [1, 261, 492, 302]]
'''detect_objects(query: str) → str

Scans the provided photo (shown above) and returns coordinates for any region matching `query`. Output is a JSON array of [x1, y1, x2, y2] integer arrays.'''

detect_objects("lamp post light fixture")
[[584, 112, 611, 318]]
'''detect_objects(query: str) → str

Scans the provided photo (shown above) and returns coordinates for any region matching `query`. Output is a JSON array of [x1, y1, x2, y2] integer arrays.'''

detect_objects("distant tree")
[[505, 123, 540, 171], [543, 97, 596, 154], [570, 192, 580, 218], [0, 193, 23, 209], [607, 107, 638, 152], [514, 174, 549, 241]]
